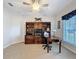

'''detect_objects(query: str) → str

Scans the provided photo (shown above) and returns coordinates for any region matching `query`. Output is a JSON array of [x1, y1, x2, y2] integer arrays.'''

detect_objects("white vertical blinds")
[[63, 16, 76, 46]]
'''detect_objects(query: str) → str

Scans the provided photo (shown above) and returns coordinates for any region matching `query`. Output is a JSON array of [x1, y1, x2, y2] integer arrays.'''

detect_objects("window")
[[63, 16, 76, 46]]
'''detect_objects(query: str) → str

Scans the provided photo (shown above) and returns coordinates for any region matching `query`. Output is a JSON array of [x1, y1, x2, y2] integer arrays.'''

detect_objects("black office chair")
[[42, 37, 52, 51], [41, 30, 51, 51]]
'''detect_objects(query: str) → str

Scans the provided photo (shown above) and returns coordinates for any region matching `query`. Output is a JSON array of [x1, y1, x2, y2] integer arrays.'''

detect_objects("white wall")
[[3, 10, 24, 48], [53, 16, 63, 40]]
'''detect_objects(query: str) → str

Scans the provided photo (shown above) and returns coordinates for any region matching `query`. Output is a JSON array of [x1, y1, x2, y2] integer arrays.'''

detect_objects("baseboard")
[[3, 41, 24, 49], [62, 41, 76, 54]]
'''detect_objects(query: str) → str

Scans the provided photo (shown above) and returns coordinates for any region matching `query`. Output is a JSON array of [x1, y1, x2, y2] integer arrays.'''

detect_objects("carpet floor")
[[3, 43, 76, 59]]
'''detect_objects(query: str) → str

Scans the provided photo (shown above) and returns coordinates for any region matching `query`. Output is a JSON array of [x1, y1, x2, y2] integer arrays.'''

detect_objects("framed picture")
[[57, 21, 60, 29]]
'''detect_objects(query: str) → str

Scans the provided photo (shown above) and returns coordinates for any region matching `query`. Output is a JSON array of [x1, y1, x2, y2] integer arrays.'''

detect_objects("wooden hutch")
[[25, 22, 51, 44]]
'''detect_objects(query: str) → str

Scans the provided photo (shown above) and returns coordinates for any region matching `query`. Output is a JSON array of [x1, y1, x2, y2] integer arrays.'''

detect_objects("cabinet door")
[[25, 36, 34, 44], [34, 37, 42, 44]]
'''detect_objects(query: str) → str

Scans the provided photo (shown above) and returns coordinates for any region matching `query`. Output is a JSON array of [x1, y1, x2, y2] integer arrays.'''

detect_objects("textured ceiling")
[[3, 0, 76, 17]]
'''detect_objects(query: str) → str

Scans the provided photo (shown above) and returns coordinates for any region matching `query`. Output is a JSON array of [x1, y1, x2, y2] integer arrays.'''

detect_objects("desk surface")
[[51, 36, 62, 42]]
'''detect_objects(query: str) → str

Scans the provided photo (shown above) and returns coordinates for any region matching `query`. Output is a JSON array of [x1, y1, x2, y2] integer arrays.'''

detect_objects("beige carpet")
[[3, 43, 76, 59]]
